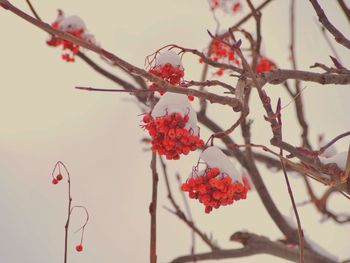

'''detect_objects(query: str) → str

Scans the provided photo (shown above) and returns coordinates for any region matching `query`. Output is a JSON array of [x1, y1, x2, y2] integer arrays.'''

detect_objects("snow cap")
[[200, 146, 242, 182], [156, 50, 183, 68], [320, 151, 348, 170], [318, 135, 337, 158], [151, 93, 199, 136], [218, 0, 241, 13], [59, 15, 86, 32]]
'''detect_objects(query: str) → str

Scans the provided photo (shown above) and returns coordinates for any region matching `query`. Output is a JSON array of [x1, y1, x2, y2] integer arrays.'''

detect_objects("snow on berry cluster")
[[319, 151, 348, 171], [148, 51, 194, 101], [256, 57, 276, 73], [47, 10, 95, 62], [181, 146, 249, 213], [211, 0, 242, 13], [142, 93, 204, 160]]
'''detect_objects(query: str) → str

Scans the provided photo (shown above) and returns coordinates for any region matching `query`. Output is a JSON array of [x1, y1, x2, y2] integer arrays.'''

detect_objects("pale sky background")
[[1, 0, 350, 263]]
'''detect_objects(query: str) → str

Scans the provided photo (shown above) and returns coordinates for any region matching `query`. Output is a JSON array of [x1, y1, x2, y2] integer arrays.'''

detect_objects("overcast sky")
[[1, 0, 350, 262]]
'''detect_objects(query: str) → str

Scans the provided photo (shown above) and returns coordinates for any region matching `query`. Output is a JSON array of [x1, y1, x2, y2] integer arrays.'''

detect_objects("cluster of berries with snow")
[[47, 10, 95, 62], [256, 56, 276, 73], [181, 147, 249, 213], [210, 0, 242, 13], [148, 51, 194, 101], [142, 93, 204, 160], [200, 36, 239, 76]]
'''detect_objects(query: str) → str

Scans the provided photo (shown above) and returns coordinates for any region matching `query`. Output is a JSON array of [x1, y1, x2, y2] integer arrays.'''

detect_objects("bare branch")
[[0, 1, 242, 110], [309, 0, 350, 49], [77, 52, 148, 104], [171, 232, 335, 263], [337, 0, 350, 23], [149, 152, 158, 263], [260, 69, 350, 86], [318, 131, 350, 155]]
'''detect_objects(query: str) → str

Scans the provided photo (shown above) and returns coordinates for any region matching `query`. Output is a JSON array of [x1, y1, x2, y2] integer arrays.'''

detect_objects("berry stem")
[[58, 162, 72, 263]]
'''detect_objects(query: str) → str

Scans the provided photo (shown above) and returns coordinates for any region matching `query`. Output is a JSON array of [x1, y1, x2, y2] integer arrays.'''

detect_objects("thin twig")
[[149, 152, 158, 263], [51, 161, 72, 263], [318, 131, 350, 155], [280, 150, 305, 262], [316, 22, 343, 63], [25, 0, 41, 20], [176, 174, 196, 257], [159, 156, 219, 251], [289, 0, 311, 149], [171, 231, 335, 263]]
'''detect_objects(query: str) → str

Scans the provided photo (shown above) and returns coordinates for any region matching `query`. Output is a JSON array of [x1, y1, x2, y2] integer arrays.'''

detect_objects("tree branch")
[[309, 0, 350, 49], [149, 152, 158, 263], [171, 232, 336, 263]]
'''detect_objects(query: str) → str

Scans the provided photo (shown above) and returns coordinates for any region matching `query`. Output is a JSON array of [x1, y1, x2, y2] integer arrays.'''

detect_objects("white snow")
[[283, 213, 297, 229], [218, 0, 242, 13], [151, 93, 199, 136], [59, 15, 86, 32], [200, 146, 242, 182], [240, 166, 255, 190], [318, 135, 337, 158], [56, 15, 95, 44], [305, 236, 339, 262], [319, 151, 348, 171], [155, 50, 183, 68]]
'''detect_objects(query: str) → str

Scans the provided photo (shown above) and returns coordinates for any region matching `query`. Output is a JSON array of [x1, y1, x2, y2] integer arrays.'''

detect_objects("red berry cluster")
[[200, 38, 239, 76], [47, 20, 92, 62], [256, 57, 276, 73], [181, 167, 248, 213], [52, 173, 63, 185], [211, 39, 239, 64], [148, 63, 194, 100], [142, 112, 204, 160]]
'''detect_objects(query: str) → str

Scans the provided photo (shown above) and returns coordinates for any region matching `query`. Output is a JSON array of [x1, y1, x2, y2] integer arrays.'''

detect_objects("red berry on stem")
[[52, 178, 58, 185], [76, 244, 83, 252], [56, 174, 63, 181]]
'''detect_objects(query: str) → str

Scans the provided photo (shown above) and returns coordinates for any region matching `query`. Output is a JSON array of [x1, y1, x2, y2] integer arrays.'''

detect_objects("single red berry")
[[232, 2, 241, 12], [56, 174, 63, 181], [187, 95, 194, 101], [52, 178, 58, 185], [216, 68, 224, 76], [76, 244, 83, 252], [143, 114, 151, 123], [205, 206, 213, 214]]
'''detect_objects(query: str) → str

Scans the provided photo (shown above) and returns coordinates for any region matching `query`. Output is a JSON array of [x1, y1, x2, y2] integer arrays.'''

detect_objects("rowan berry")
[[56, 174, 63, 181], [75, 244, 83, 252]]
